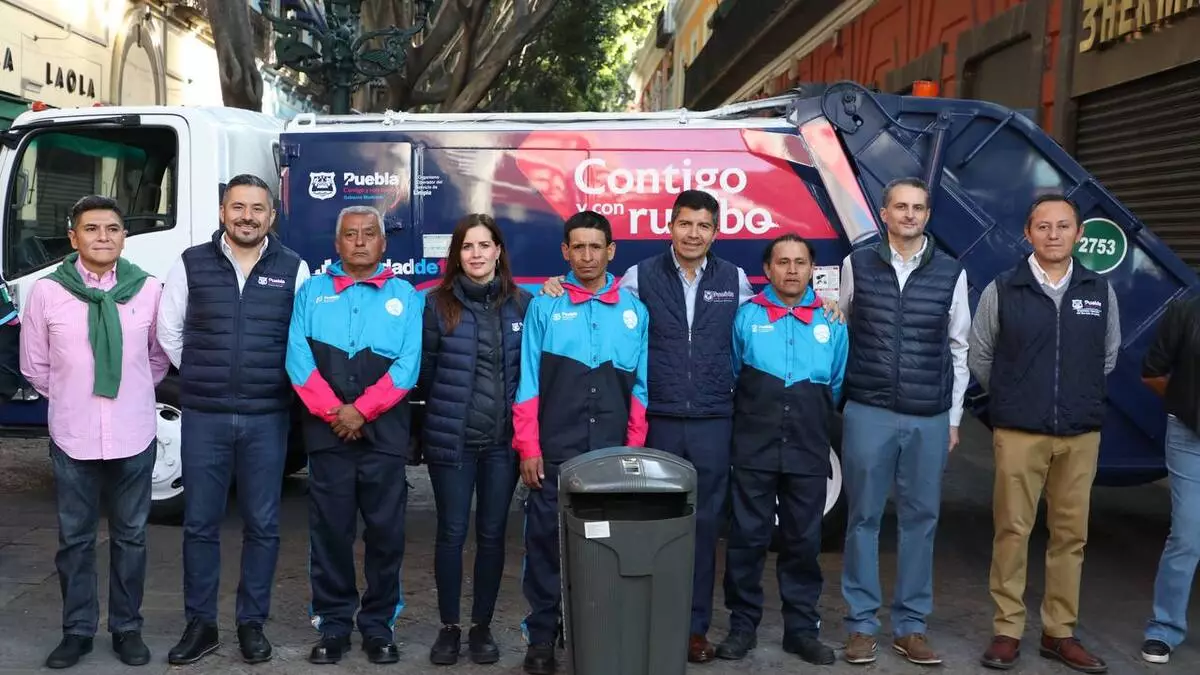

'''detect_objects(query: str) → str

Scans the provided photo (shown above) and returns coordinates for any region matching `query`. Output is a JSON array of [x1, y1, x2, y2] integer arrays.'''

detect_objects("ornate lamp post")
[[267, 0, 435, 114]]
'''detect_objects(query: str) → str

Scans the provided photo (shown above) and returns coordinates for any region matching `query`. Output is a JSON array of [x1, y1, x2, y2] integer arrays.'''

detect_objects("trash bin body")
[[558, 446, 697, 675]]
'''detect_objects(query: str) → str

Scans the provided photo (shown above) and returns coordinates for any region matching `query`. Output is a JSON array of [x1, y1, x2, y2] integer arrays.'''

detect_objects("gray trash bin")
[[558, 446, 697, 675]]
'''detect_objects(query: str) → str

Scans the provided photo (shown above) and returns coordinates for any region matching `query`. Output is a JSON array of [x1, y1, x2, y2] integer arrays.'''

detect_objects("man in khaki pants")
[[967, 194, 1120, 673]]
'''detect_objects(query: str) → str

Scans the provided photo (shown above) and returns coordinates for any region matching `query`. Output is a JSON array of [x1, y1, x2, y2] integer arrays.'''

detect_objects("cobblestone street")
[[0, 416, 1196, 674]]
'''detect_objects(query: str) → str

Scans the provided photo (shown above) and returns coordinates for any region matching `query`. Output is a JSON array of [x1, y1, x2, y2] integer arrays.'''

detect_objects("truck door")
[[0, 113, 188, 422], [278, 133, 416, 278]]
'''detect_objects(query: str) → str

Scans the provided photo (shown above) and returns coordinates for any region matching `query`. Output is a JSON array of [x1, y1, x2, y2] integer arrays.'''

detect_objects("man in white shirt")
[[155, 174, 310, 667], [837, 177, 970, 667]]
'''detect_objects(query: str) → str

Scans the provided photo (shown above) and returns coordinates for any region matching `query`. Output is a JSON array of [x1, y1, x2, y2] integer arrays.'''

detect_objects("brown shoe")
[[893, 633, 943, 665], [981, 636, 1021, 669], [1038, 635, 1107, 673], [843, 632, 877, 664], [688, 634, 715, 663]]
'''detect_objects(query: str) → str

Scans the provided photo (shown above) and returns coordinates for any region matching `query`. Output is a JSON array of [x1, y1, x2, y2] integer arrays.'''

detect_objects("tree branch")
[[443, 0, 558, 112]]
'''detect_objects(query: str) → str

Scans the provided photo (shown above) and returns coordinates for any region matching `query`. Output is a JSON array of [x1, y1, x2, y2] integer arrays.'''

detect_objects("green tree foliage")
[[483, 0, 661, 112]]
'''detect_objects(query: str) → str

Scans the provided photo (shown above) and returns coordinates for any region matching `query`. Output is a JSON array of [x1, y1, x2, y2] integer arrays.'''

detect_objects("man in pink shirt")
[[19, 195, 169, 670]]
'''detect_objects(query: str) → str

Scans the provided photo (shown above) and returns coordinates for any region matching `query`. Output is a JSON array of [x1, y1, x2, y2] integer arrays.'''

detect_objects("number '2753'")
[[1077, 237, 1117, 255]]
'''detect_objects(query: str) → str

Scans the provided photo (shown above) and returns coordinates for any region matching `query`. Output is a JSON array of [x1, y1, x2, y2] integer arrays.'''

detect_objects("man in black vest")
[[156, 174, 310, 666], [970, 195, 1118, 673], [838, 177, 970, 667]]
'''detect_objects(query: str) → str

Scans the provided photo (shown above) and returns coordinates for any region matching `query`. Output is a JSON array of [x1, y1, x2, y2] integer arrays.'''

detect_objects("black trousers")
[[307, 446, 408, 639], [722, 467, 826, 637]]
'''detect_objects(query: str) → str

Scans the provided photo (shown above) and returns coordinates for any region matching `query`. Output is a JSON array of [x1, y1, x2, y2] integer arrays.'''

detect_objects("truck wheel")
[[150, 376, 185, 524]]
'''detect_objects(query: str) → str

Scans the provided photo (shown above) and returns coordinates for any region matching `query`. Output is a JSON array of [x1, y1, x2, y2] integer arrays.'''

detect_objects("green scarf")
[[46, 253, 150, 398]]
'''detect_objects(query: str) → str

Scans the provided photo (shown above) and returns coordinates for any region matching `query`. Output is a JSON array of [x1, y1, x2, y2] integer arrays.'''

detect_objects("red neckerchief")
[[563, 281, 620, 305], [751, 291, 822, 323], [331, 264, 394, 293]]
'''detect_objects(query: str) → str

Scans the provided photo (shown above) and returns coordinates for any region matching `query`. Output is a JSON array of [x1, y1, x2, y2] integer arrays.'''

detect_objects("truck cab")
[[0, 82, 1193, 528]]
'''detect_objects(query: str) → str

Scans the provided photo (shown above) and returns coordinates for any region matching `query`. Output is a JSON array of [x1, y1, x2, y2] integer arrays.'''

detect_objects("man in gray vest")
[[157, 174, 310, 666], [838, 177, 970, 666]]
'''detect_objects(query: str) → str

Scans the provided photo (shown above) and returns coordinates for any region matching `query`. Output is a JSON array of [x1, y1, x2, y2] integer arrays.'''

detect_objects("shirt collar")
[[221, 232, 269, 258], [890, 236, 928, 265], [670, 246, 706, 276], [1027, 253, 1072, 290], [74, 256, 115, 287]]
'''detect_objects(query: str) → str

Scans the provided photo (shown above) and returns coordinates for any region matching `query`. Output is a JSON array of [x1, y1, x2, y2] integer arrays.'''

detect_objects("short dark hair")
[[224, 173, 274, 202], [563, 210, 613, 245], [1025, 193, 1081, 228], [69, 195, 122, 229], [670, 189, 720, 224], [762, 233, 816, 265], [882, 177, 930, 207]]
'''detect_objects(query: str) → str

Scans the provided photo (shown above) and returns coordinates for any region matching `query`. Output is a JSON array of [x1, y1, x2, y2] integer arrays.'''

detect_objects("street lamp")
[[266, 0, 435, 114]]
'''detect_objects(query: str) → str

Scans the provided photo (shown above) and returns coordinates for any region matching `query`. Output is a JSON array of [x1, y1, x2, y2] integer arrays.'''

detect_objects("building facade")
[[666, 0, 1200, 270], [0, 0, 320, 130], [628, 0, 720, 112]]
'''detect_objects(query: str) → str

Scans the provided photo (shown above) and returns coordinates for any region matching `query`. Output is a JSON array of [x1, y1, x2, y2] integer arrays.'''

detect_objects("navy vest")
[[421, 288, 529, 465], [637, 251, 739, 417], [988, 261, 1109, 436], [843, 238, 961, 416], [179, 229, 301, 414]]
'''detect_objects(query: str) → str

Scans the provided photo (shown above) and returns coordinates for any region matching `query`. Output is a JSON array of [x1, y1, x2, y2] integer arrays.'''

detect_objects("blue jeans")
[[841, 400, 949, 638], [428, 444, 519, 626], [180, 409, 289, 625], [51, 441, 155, 637], [1145, 416, 1200, 648]]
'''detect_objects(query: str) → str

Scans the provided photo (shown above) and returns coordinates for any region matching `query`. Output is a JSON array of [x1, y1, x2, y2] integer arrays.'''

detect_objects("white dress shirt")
[[1027, 253, 1072, 290], [838, 236, 971, 426], [157, 234, 311, 369]]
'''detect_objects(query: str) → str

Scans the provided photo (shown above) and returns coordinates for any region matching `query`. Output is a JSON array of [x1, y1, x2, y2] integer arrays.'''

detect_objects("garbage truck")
[[0, 80, 1193, 529]]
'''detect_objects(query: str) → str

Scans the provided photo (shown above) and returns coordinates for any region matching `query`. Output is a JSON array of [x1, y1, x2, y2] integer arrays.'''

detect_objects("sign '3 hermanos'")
[[1079, 0, 1200, 53]]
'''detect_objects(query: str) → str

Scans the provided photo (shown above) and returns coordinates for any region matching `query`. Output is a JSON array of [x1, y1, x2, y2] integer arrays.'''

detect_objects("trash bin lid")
[[559, 446, 697, 494]]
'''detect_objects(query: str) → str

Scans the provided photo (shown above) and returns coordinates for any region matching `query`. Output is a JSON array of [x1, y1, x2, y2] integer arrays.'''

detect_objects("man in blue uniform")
[[285, 205, 422, 665], [716, 234, 848, 665], [514, 211, 649, 675]]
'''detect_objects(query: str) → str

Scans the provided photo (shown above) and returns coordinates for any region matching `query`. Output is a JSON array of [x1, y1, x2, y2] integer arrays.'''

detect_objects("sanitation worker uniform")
[[286, 262, 422, 644], [723, 285, 848, 640]]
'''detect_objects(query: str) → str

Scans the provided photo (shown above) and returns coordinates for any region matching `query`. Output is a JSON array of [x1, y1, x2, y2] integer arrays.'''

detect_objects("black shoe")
[[430, 625, 461, 665], [524, 642, 557, 675], [716, 630, 757, 660], [364, 636, 400, 664], [237, 622, 272, 664], [469, 624, 500, 664], [1141, 639, 1171, 664], [112, 631, 150, 666], [45, 635, 93, 669], [783, 633, 836, 665], [167, 619, 220, 665], [309, 634, 351, 665]]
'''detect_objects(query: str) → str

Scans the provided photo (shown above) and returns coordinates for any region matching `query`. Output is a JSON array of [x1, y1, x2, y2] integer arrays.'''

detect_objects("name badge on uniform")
[[257, 275, 288, 289]]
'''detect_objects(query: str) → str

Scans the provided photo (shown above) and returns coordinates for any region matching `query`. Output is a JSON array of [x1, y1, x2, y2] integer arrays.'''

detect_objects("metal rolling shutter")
[[1075, 60, 1200, 270]]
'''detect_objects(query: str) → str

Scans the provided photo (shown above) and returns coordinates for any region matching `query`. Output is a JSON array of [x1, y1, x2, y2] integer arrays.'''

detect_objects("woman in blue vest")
[[417, 213, 532, 666]]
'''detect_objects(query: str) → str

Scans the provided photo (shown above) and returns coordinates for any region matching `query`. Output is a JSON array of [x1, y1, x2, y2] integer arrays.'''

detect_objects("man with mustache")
[[717, 234, 848, 666], [156, 174, 310, 666], [837, 177, 970, 666]]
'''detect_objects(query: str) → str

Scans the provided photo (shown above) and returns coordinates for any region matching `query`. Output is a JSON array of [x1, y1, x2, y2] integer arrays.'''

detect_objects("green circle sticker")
[[1073, 217, 1127, 274]]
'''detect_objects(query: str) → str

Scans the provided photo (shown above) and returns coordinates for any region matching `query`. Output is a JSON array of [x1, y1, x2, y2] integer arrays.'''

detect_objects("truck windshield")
[[3, 126, 176, 280]]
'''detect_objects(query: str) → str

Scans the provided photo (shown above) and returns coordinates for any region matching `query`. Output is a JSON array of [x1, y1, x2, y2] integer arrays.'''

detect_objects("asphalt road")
[[0, 415, 1195, 674]]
